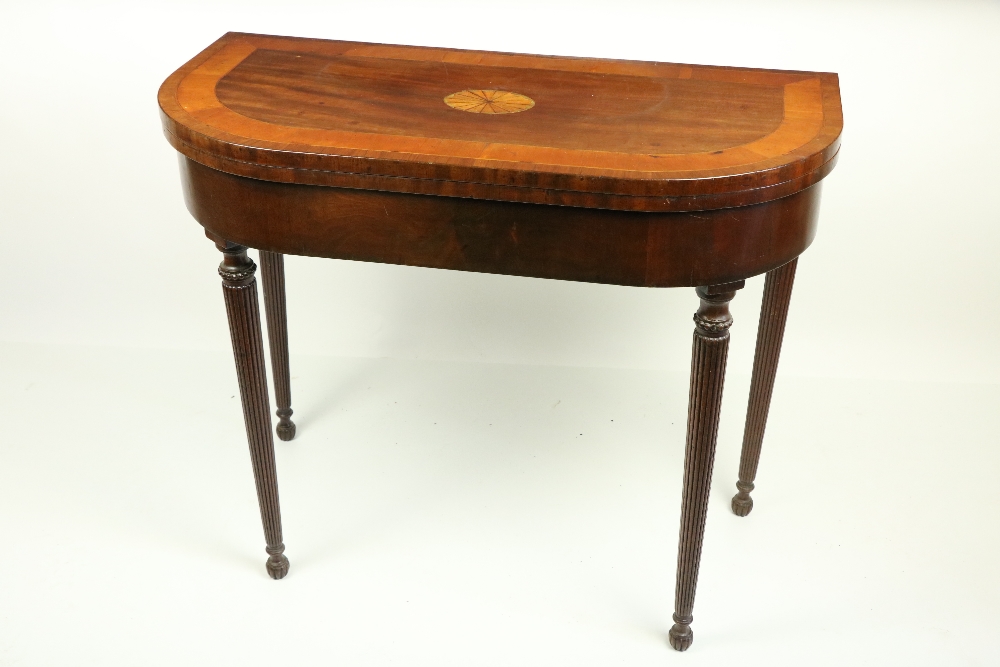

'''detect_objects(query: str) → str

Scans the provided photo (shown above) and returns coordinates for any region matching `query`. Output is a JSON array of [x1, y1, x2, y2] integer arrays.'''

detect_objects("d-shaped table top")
[[158, 32, 842, 212]]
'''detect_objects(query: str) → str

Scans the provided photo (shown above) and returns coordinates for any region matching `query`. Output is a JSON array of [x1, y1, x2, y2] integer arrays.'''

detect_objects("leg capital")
[[217, 243, 256, 287], [693, 281, 743, 338]]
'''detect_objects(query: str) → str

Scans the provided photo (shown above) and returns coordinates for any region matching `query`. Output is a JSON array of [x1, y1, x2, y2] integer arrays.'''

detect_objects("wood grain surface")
[[259, 250, 296, 442], [732, 258, 798, 516], [669, 282, 741, 651], [162, 34, 844, 651], [216, 241, 289, 580], [180, 157, 821, 288], [159, 33, 842, 212]]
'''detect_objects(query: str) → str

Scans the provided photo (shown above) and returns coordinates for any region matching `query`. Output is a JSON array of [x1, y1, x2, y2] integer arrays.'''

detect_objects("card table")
[[158, 32, 842, 651]]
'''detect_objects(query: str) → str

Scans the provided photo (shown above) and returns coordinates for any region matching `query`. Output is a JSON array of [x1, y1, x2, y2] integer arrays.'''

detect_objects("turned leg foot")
[[731, 481, 754, 517], [732, 259, 797, 517], [668, 614, 694, 651], [275, 409, 296, 441], [260, 250, 296, 441], [216, 239, 290, 579], [670, 281, 742, 651], [266, 544, 290, 580]]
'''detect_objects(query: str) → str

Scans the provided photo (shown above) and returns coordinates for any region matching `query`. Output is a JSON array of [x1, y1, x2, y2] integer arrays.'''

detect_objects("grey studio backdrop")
[[1, 1, 998, 665]]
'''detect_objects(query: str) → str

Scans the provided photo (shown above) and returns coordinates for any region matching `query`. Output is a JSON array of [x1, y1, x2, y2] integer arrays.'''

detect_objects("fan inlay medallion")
[[443, 89, 535, 114]]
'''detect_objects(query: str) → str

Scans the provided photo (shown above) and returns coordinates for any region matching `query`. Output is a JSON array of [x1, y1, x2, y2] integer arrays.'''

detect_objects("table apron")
[[180, 157, 821, 287]]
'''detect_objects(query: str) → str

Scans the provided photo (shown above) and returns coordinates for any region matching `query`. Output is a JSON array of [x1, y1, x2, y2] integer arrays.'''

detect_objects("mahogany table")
[[159, 32, 842, 651]]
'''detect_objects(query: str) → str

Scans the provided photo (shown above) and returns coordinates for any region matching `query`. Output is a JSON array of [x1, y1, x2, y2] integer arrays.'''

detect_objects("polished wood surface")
[[159, 32, 842, 212], [670, 282, 742, 651], [259, 251, 296, 442], [161, 34, 841, 651], [180, 157, 821, 288], [732, 259, 798, 516], [216, 241, 289, 580]]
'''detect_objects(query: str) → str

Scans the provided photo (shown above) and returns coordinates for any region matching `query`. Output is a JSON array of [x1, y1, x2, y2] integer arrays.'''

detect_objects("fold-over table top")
[[159, 33, 842, 212]]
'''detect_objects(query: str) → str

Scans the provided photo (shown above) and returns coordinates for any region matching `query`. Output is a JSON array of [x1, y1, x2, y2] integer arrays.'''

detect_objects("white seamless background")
[[1, 1, 999, 665], [1, 0, 997, 383]]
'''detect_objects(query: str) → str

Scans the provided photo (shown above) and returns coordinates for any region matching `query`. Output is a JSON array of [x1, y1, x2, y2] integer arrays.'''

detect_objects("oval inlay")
[[444, 89, 535, 114]]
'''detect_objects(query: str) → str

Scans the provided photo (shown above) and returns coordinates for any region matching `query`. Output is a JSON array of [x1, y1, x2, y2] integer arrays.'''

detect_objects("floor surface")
[[1, 342, 998, 665]]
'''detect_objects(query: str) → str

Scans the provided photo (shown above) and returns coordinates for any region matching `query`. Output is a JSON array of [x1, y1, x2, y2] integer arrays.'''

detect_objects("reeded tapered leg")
[[259, 250, 296, 441], [732, 259, 797, 517], [217, 241, 290, 580], [669, 281, 742, 651]]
